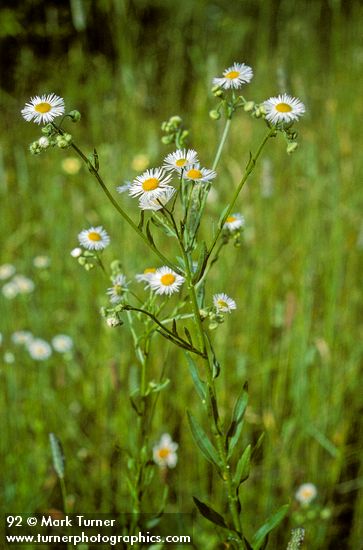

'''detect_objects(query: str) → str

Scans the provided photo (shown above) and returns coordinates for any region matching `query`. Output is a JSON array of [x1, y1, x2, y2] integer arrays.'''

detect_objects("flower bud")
[[42, 124, 55, 136], [212, 85, 224, 97], [161, 135, 173, 145], [56, 136, 70, 149], [29, 141, 42, 155], [68, 110, 81, 122], [169, 115, 182, 126], [244, 101, 255, 112], [286, 142, 298, 154], [71, 247, 82, 258], [63, 133, 73, 144], [78, 257, 87, 266], [209, 110, 221, 120], [106, 316, 121, 328], [38, 137, 50, 149]]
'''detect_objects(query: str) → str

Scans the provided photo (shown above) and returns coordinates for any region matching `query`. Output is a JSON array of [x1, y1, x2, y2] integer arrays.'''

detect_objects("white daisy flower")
[[163, 149, 199, 172], [21, 93, 65, 125], [135, 267, 157, 288], [11, 331, 33, 346], [0, 264, 16, 280], [27, 338, 52, 361], [264, 94, 305, 125], [12, 275, 35, 294], [106, 316, 122, 328], [153, 433, 178, 469], [183, 164, 217, 183], [138, 186, 176, 211], [224, 213, 245, 232], [213, 293, 237, 313], [295, 483, 317, 506], [150, 267, 185, 296], [106, 274, 128, 304], [2, 281, 19, 299], [213, 62, 253, 90], [70, 247, 83, 258], [129, 168, 173, 200], [33, 255, 51, 269], [52, 334, 73, 353], [78, 226, 110, 251]]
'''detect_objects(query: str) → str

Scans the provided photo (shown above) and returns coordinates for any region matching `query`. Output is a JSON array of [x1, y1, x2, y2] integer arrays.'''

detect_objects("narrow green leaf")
[[184, 326, 193, 346], [234, 444, 251, 488], [187, 411, 221, 470], [93, 148, 99, 170], [251, 504, 290, 550], [251, 432, 265, 459], [193, 241, 208, 283], [227, 420, 244, 460], [138, 210, 145, 230], [185, 353, 206, 401], [172, 319, 178, 336], [208, 386, 219, 426], [146, 220, 155, 247], [193, 497, 227, 529], [227, 382, 249, 442]]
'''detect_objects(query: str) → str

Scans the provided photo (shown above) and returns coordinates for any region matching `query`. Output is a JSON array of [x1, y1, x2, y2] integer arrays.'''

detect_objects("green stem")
[[206, 129, 274, 264], [170, 214, 246, 547], [59, 477, 71, 550], [125, 305, 205, 357], [212, 117, 232, 170]]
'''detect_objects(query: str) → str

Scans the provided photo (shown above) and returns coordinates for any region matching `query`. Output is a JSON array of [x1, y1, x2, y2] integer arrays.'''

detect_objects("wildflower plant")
[[22, 62, 305, 548]]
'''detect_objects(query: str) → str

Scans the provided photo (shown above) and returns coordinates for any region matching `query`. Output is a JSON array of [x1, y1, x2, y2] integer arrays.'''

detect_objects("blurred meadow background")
[[1, 0, 363, 548]]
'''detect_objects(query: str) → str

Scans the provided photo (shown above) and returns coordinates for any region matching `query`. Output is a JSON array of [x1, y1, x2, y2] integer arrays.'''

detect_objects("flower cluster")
[[123, 148, 217, 212], [1, 267, 35, 299], [2, 331, 73, 362]]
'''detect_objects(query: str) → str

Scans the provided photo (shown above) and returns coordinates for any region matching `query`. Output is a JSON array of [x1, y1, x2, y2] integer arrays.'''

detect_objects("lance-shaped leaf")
[[187, 411, 221, 470], [185, 353, 206, 401], [193, 241, 208, 283], [193, 497, 227, 529], [146, 220, 155, 247], [93, 148, 99, 171], [184, 327, 193, 346], [251, 504, 289, 550], [234, 444, 251, 488], [227, 382, 249, 444]]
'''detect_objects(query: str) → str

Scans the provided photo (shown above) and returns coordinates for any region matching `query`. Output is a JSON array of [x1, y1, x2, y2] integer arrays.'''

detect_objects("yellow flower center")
[[158, 447, 170, 459], [175, 158, 187, 167], [160, 273, 176, 286], [225, 70, 240, 79], [142, 177, 159, 191], [218, 300, 228, 309], [275, 102, 292, 113], [88, 232, 101, 241], [187, 169, 202, 180], [144, 267, 156, 274], [226, 216, 237, 223], [35, 102, 52, 113], [114, 284, 122, 295], [301, 489, 313, 498]]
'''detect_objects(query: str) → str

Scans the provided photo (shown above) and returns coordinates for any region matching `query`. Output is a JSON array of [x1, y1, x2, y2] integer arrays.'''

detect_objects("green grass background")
[[1, 1, 363, 548]]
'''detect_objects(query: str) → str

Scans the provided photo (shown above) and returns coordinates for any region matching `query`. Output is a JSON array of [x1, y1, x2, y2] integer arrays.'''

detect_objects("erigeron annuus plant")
[[22, 62, 305, 549]]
